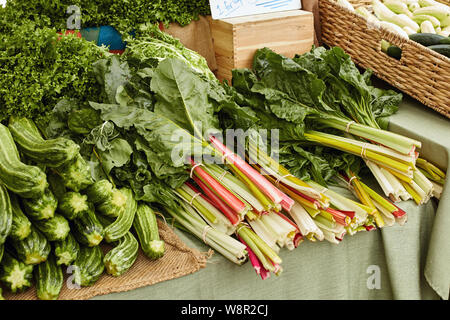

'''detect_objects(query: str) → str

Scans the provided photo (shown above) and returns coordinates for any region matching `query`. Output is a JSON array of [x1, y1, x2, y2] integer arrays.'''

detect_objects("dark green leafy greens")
[[125, 24, 216, 81], [217, 46, 401, 185], [292, 46, 402, 129], [44, 38, 226, 207], [217, 67, 360, 186], [0, 0, 211, 34], [0, 21, 108, 122]]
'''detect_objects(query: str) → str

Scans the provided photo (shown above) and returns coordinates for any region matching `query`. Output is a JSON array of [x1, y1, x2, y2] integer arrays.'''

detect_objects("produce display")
[[335, 0, 450, 58], [0, 1, 447, 300]]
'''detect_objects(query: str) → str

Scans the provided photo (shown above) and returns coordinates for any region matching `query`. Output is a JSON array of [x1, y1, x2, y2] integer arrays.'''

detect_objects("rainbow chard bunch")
[[222, 46, 438, 220]]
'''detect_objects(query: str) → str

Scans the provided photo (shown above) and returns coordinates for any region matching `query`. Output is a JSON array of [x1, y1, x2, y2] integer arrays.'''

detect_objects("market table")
[[93, 94, 449, 301]]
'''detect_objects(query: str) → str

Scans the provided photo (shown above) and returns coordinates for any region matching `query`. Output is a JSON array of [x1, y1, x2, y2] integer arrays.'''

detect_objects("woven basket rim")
[[318, 0, 450, 118]]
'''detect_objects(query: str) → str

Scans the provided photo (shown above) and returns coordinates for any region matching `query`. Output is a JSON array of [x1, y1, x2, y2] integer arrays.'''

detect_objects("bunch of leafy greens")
[[42, 30, 231, 207], [218, 46, 402, 185], [124, 23, 216, 81], [0, 21, 108, 123], [251, 46, 402, 130], [0, 0, 211, 34], [218, 68, 362, 186]]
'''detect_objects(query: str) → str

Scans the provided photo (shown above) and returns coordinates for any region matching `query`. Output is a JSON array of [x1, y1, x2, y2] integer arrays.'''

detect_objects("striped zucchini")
[[97, 188, 127, 218], [22, 188, 58, 221], [133, 203, 165, 259], [85, 179, 113, 205], [53, 233, 79, 266], [0, 123, 47, 199], [72, 208, 104, 247], [72, 245, 104, 287], [99, 207, 138, 277], [0, 251, 34, 293], [33, 214, 70, 241], [35, 254, 63, 300], [8, 226, 51, 265], [104, 232, 139, 277], [0, 184, 13, 244], [54, 154, 94, 192], [46, 170, 67, 202], [58, 192, 91, 220], [8, 192, 32, 241], [103, 188, 137, 243], [8, 116, 80, 168]]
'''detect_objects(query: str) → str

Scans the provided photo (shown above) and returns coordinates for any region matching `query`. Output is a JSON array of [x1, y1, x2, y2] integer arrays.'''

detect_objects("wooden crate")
[[209, 10, 314, 82]]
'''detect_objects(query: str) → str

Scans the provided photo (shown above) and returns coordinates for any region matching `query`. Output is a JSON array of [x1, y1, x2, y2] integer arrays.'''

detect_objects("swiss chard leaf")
[[90, 101, 215, 188], [93, 55, 132, 104], [150, 58, 221, 140], [97, 138, 133, 176]]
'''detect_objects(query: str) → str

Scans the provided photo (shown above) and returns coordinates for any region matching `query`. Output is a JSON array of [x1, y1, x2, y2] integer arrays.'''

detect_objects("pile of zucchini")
[[0, 117, 165, 300]]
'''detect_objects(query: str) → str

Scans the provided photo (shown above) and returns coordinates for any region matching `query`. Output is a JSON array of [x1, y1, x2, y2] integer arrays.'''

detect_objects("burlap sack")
[[162, 16, 218, 72], [3, 220, 210, 300]]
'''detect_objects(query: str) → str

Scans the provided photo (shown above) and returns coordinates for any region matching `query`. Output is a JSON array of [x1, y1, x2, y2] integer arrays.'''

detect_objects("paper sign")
[[210, 0, 302, 20]]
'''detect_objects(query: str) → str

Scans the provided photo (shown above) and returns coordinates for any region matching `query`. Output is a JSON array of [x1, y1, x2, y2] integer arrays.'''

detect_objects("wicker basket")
[[319, 0, 450, 118]]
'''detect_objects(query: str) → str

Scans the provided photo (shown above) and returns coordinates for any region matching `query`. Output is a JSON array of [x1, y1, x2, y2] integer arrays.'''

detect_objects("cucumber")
[[72, 245, 104, 287], [33, 214, 70, 241], [103, 188, 137, 243], [8, 192, 32, 241], [0, 184, 13, 244], [22, 188, 58, 221], [58, 192, 91, 220], [8, 226, 51, 265], [104, 232, 139, 277], [53, 232, 79, 266], [428, 44, 450, 57], [72, 208, 104, 247], [387, 45, 403, 59], [0, 251, 34, 293], [0, 123, 48, 199], [409, 33, 449, 46], [97, 188, 127, 218], [133, 203, 165, 260], [35, 254, 63, 300], [54, 154, 94, 192], [85, 179, 113, 205], [8, 116, 79, 168]]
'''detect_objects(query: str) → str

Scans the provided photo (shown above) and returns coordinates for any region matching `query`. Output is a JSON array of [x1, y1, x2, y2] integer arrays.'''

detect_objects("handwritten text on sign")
[[210, 0, 302, 19]]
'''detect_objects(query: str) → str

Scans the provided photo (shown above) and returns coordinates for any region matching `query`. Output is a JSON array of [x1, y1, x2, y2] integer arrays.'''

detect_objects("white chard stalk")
[[372, 199, 396, 227], [248, 218, 280, 253], [289, 202, 324, 241]]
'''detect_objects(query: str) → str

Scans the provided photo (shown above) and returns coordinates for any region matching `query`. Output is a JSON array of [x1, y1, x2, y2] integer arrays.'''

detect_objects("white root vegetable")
[[420, 20, 436, 33]]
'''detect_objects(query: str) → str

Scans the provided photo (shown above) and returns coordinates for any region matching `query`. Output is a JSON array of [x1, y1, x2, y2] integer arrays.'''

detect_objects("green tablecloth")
[[94, 96, 449, 300]]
